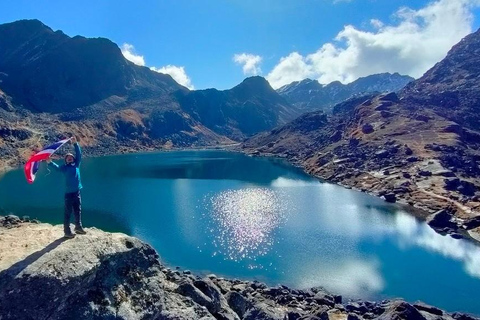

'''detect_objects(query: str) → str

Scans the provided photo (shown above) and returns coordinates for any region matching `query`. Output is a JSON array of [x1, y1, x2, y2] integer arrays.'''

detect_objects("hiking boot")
[[64, 233, 76, 239], [75, 227, 87, 235]]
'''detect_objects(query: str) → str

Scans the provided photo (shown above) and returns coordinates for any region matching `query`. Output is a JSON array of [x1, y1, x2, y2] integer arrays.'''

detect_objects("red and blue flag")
[[24, 138, 71, 184]]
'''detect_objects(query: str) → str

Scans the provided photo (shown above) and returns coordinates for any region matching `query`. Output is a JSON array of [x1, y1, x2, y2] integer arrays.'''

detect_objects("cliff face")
[[1, 216, 477, 320]]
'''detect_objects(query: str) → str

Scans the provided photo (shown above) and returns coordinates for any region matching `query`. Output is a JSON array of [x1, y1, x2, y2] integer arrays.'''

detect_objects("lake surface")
[[1, 151, 479, 315]]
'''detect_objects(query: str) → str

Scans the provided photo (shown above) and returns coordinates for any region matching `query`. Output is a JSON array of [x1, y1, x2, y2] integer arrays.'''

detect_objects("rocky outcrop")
[[1, 218, 477, 320]]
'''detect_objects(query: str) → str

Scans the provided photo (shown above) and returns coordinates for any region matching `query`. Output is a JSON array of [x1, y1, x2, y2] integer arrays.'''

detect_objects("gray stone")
[[313, 292, 335, 307], [243, 301, 287, 320], [383, 193, 397, 203], [376, 149, 390, 159], [362, 123, 374, 134], [413, 302, 443, 316], [226, 291, 249, 318], [378, 301, 426, 320], [426, 209, 456, 230]]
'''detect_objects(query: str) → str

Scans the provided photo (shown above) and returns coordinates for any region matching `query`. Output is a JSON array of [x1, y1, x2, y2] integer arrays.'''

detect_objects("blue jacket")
[[49, 143, 83, 194]]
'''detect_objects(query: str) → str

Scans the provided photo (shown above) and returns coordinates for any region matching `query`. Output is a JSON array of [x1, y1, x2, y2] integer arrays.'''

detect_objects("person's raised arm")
[[72, 136, 82, 167], [46, 158, 63, 171]]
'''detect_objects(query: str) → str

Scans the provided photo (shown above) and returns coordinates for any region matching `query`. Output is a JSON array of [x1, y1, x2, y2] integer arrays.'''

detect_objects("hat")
[[65, 153, 75, 163]]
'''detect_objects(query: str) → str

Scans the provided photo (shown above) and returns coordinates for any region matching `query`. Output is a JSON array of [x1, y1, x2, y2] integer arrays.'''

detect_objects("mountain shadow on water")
[[118, 152, 315, 185]]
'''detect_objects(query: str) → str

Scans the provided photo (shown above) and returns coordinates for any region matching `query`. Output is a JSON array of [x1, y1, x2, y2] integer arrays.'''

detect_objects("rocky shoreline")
[[1, 215, 478, 320], [240, 147, 480, 245]]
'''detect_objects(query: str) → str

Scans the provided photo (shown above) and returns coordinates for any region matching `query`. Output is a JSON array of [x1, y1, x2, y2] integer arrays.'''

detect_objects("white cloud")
[[233, 53, 263, 76], [271, 177, 321, 187], [394, 213, 480, 279], [296, 258, 384, 298], [151, 65, 195, 90], [370, 19, 384, 29], [120, 43, 194, 89], [121, 43, 145, 66], [266, 0, 480, 89], [267, 52, 314, 89]]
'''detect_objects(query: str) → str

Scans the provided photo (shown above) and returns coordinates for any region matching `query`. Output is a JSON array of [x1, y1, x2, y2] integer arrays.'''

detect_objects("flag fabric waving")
[[24, 138, 71, 184]]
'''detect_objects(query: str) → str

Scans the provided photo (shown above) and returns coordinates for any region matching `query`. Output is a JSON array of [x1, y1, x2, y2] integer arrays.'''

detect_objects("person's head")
[[65, 153, 75, 164]]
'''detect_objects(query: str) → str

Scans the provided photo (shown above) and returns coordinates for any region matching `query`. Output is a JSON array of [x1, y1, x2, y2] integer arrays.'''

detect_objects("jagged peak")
[[279, 73, 413, 92]]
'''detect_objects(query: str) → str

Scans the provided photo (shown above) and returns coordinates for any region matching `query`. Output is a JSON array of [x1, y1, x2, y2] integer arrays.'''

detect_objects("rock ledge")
[[0, 217, 477, 320]]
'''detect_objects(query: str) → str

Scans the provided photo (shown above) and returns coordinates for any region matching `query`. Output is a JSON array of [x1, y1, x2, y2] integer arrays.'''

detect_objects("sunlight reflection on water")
[[205, 188, 289, 263]]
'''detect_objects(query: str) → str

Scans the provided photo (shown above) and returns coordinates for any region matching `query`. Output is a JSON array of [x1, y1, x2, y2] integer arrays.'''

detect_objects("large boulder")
[[0, 224, 213, 320], [362, 123, 374, 134], [457, 180, 477, 196], [463, 216, 480, 230], [378, 301, 426, 320], [426, 209, 457, 231], [383, 193, 397, 203]]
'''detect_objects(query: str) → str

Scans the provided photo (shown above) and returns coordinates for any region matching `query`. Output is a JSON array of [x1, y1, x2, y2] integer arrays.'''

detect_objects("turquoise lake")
[[0, 150, 479, 315]]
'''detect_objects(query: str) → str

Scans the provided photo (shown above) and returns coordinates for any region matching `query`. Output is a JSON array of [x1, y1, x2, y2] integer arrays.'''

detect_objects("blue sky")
[[1, 0, 480, 90]]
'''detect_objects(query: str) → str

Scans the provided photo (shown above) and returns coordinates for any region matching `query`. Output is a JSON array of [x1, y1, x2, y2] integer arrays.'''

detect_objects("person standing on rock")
[[46, 136, 87, 238]]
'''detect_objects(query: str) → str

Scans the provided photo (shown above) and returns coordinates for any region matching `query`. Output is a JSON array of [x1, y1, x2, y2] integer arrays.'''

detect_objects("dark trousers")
[[64, 191, 82, 234]]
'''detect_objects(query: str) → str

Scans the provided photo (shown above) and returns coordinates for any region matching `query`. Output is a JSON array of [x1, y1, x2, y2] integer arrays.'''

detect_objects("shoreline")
[[1, 145, 479, 245], [239, 149, 480, 245], [1, 215, 478, 319]]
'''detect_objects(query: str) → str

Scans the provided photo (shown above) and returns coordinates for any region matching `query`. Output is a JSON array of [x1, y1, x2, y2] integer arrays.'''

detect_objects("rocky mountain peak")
[[0, 18, 52, 34], [403, 28, 480, 93], [325, 80, 343, 88], [401, 28, 480, 131], [0, 19, 182, 113], [233, 76, 274, 94]]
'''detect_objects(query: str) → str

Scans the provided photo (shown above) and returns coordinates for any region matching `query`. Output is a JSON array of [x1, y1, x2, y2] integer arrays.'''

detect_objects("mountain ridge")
[[0, 19, 301, 167], [175, 76, 298, 139], [0, 19, 185, 113], [277, 72, 414, 113]]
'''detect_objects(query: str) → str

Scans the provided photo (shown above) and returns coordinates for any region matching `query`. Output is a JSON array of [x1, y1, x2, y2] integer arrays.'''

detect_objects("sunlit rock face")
[[207, 188, 288, 262]]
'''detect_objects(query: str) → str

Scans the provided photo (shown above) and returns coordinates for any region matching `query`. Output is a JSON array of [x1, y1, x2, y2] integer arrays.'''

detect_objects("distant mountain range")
[[277, 73, 414, 113]]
